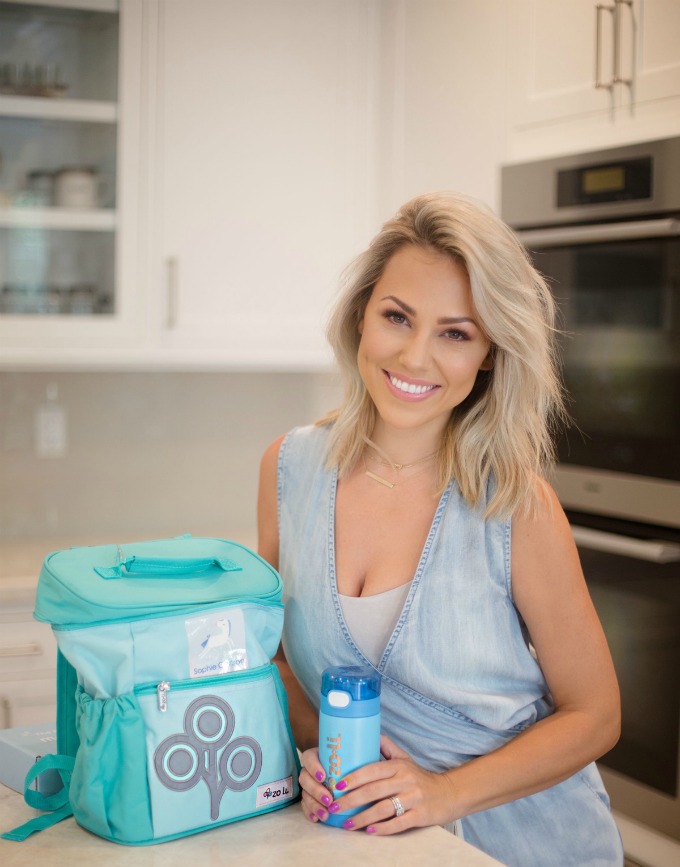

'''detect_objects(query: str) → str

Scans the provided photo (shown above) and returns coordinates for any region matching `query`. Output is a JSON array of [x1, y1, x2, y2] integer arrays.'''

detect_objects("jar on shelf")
[[69, 284, 97, 315], [53, 168, 99, 209], [26, 170, 55, 206]]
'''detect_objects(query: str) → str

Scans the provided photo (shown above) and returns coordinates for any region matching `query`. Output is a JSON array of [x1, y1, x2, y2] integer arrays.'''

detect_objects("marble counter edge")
[[0, 784, 505, 866]]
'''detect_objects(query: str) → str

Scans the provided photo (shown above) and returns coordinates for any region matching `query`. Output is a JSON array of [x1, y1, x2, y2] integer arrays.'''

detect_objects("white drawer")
[[0, 620, 57, 676], [0, 675, 56, 728]]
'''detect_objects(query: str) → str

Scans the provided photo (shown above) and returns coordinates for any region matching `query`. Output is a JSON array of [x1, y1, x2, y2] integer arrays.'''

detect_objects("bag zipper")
[[136, 663, 273, 713], [48, 598, 284, 632]]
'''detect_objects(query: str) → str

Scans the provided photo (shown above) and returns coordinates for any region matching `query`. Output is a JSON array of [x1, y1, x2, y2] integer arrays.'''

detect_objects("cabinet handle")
[[613, 0, 633, 86], [595, 3, 615, 90], [0, 642, 42, 658], [165, 256, 179, 329], [0, 696, 10, 729], [572, 526, 680, 564]]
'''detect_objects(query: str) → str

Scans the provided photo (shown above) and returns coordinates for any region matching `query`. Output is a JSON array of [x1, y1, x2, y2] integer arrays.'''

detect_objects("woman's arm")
[[257, 436, 319, 753], [303, 480, 621, 833], [436, 481, 620, 815]]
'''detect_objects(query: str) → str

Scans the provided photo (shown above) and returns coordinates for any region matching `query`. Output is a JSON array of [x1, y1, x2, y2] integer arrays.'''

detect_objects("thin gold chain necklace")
[[362, 444, 438, 489]]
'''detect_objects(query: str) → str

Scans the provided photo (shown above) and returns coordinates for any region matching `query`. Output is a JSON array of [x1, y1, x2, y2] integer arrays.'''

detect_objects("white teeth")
[[389, 375, 436, 395]]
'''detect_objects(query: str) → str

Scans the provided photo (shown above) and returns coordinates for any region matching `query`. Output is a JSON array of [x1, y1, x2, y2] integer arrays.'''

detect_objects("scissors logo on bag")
[[154, 695, 263, 820]]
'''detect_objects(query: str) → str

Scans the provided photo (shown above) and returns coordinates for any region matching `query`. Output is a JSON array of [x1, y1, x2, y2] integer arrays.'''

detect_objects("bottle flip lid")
[[321, 665, 381, 705]]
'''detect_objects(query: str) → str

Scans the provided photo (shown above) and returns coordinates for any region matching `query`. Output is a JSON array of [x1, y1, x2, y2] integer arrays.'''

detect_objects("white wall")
[[0, 371, 342, 542]]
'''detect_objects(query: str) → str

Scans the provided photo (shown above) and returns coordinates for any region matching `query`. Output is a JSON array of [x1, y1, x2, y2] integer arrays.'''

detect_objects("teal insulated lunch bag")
[[2, 535, 300, 845]]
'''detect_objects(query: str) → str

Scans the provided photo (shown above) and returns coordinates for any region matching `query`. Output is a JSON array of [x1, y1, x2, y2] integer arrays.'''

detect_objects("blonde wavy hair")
[[320, 191, 567, 519]]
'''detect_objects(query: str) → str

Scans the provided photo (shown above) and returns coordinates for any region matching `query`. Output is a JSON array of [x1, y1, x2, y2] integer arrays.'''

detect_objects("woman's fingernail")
[[329, 802, 340, 813], [336, 780, 348, 791], [315, 771, 325, 781], [321, 794, 332, 807], [366, 826, 377, 834], [317, 809, 327, 820], [309, 812, 317, 821], [343, 819, 354, 829]]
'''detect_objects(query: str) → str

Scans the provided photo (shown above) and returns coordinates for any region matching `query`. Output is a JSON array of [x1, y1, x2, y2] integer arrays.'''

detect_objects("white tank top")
[[339, 581, 413, 666]]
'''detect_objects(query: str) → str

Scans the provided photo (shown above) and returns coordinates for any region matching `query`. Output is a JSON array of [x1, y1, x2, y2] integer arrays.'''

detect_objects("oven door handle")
[[571, 525, 680, 563], [516, 218, 680, 248]]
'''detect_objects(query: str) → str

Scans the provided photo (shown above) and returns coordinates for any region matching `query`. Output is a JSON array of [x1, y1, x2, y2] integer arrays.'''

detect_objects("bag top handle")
[[94, 554, 243, 580]]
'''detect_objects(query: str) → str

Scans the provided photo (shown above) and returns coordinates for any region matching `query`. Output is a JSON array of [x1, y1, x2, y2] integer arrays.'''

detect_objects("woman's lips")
[[383, 370, 440, 400]]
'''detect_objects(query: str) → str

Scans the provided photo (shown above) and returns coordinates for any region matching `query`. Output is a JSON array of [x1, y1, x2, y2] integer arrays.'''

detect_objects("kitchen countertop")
[[0, 784, 505, 866]]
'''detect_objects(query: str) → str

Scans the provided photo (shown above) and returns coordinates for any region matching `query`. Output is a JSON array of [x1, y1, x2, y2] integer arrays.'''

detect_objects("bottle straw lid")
[[321, 665, 381, 702]]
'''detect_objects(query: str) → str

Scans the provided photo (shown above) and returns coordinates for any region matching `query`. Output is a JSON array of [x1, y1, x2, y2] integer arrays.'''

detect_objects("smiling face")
[[357, 244, 492, 445]]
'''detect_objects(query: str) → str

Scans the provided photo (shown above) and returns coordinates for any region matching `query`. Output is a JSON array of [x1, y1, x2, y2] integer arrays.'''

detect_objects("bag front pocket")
[[136, 663, 299, 841], [71, 687, 153, 843]]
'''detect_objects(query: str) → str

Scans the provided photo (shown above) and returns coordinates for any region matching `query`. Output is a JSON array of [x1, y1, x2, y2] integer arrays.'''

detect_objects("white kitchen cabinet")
[[508, 0, 680, 136], [147, 0, 379, 369], [377, 0, 509, 214], [632, 0, 680, 105], [0, 0, 147, 367]]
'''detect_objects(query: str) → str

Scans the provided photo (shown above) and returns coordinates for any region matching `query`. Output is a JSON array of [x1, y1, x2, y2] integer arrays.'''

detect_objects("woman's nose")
[[399, 330, 432, 372]]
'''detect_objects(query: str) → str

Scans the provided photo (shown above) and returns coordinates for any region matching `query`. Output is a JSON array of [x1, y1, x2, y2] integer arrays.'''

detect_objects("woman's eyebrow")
[[380, 295, 477, 326], [438, 316, 477, 326], [381, 294, 415, 315]]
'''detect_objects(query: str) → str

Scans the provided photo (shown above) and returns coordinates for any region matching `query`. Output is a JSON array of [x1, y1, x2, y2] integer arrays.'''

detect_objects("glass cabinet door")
[[0, 0, 119, 318]]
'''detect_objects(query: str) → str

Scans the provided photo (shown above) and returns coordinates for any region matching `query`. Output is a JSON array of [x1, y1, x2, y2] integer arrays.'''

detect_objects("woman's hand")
[[299, 735, 458, 834], [298, 746, 344, 824]]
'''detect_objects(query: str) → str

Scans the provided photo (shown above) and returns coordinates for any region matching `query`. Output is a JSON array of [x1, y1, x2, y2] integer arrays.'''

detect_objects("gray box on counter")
[[0, 724, 59, 796]]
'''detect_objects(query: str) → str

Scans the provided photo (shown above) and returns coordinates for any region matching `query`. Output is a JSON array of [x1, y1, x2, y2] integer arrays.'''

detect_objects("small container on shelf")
[[53, 167, 99, 209], [68, 283, 96, 315], [96, 293, 113, 315], [43, 286, 66, 315], [25, 170, 55, 206], [0, 62, 18, 95], [0, 283, 29, 314], [0, 61, 69, 98], [0, 284, 79, 316]]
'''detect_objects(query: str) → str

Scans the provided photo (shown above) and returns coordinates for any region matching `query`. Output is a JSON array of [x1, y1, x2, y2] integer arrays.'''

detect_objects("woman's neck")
[[366, 422, 445, 467]]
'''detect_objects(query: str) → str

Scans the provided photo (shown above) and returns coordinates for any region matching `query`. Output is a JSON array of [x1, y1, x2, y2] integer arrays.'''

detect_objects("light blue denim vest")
[[278, 424, 623, 866]]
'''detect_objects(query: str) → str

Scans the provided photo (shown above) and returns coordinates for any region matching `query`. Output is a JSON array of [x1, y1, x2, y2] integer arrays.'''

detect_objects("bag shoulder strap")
[[1, 753, 74, 842]]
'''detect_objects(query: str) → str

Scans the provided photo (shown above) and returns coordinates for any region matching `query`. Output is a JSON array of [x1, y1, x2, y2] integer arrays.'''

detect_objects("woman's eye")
[[443, 328, 469, 341], [384, 310, 408, 325]]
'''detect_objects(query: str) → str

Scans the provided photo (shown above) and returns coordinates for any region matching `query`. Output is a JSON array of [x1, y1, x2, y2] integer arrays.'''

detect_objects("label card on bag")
[[185, 609, 248, 678]]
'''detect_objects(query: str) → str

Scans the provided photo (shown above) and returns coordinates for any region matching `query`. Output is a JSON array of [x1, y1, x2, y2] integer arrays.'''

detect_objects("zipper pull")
[[157, 681, 171, 712]]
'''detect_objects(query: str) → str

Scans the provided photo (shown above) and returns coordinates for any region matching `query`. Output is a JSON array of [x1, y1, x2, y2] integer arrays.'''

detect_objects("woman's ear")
[[479, 348, 494, 371]]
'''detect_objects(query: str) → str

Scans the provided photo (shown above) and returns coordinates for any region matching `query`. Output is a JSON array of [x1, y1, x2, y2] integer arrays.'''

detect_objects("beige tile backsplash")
[[0, 370, 342, 544]]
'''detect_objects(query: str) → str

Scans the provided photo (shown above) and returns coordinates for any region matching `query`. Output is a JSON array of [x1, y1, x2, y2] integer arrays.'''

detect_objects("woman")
[[257, 192, 624, 865]]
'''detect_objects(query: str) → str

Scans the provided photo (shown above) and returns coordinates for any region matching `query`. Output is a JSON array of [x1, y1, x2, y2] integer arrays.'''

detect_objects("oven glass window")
[[531, 238, 680, 482], [581, 544, 680, 797]]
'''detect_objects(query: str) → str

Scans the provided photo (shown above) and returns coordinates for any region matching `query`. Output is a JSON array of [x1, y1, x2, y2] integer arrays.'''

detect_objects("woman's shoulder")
[[259, 433, 287, 482], [510, 475, 575, 565], [262, 422, 332, 475]]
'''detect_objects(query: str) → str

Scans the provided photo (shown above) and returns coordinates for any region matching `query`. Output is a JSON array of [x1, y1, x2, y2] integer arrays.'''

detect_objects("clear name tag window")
[[185, 609, 248, 678]]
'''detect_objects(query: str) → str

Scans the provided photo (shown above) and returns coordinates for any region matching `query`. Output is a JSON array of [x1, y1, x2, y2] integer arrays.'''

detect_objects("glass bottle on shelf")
[[0, 0, 120, 317]]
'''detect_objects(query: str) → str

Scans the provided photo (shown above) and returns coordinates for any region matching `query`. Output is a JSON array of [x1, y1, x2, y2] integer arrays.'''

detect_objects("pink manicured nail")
[[336, 780, 348, 791], [343, 819, 354, 830], [315, 771, 325, 781], [321, 794, 332, 807], [366, 826, 377, 834], [310, 812, 317, 821], [329, 802, 340, 813], [317, 809, 327, 820]]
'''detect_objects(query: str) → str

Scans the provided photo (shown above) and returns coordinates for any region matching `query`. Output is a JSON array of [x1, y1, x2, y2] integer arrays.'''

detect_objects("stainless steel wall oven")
[[502, 137, 680, 842]]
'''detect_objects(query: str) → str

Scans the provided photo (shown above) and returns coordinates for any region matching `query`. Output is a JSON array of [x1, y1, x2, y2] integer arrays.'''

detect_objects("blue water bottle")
[[318, 665, 381, 827]]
